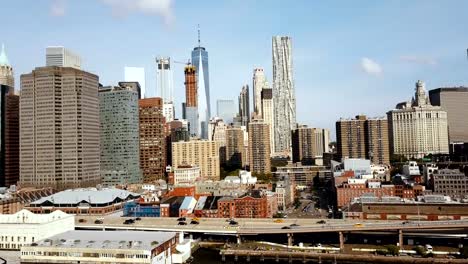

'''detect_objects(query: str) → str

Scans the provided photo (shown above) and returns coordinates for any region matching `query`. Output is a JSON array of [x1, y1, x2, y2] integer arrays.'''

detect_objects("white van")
[[425, 244, 433, 252]]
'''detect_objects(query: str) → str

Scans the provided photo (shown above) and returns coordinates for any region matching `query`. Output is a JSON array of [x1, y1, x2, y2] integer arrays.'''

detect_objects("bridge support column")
[[338, 231, 344, 252], [287, 233, 293, 247], [398, 229, 403, 248], [237, 234, 241, 245]]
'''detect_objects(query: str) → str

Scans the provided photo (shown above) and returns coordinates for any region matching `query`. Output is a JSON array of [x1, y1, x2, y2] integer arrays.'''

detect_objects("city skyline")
[[2, 1, 468, 139]]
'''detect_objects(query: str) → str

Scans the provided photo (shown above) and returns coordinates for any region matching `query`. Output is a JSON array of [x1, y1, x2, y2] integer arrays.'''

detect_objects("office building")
[[0, 44, 14, 87], [431, 169, 468, 198], [0, 209, 74, 250], [20, 67, 100, 190], [184, 64, 198, 136], [429, 87, 468, 143], [172, 140, 220, 181], [261, 88, 275, 154], [192, 30, 211, 139], [118, 81, 141, 99], [139, 98, 166, 182], [248, 119, 271, 174], [124, 66, 145, 98], [166, 120, 190, 166], [0, 85, 19, 187], [387, 80, 449, 159], [226, 126, 245, 168], [156, 57, 173, 102], [292, 125, 330, 165], [238, 85, 250, 127], [45, 46, 81, 69], [99, 85, 141, 186], [253, 68, 268, 116], [216, 99, 236, 124], [272, 36, 296, 155], [163, 101, 175, 122], [336, 115, 390, 165], [208, 117, 227, 164]]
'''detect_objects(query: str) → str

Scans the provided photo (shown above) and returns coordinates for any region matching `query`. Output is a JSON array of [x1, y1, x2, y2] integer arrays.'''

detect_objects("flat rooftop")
[[29, 230, 176, 250]]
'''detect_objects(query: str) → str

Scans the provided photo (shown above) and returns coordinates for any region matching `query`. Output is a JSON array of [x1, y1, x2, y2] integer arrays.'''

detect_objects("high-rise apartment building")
[[20, 67, 100, 190], [429, 87, 468, 143], [238, 85, 250, 127], [253, 68, 268, 116], [124, 67, 145, 98], [99, 85, 141, 186], [208, 117, 227, 165], [216, 99, 236, 124], [336, 115, 390, 164], [0, 45, 14, 88], [292, 125, 330, 165], [388, 81, 449, 159], [184, 64, 198, 137], [261, 88, 274, 154], [118, 81, 141, 100], [0, 85, 19, 187], [45, 46, 81, 69], [166, 120, 190, 166], [226, 126, 245, 168], [191, 30, 211, 139], [172, 140, 220, 181], [156, 57, 175, 122], [272, 36, 296, 155], [139, 98, 166, 182], [248, 120, 271, 174]]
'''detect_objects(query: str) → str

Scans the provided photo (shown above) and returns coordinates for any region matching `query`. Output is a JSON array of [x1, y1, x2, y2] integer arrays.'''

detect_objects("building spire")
[[197, 24, 201, 47], [0, 43, 10, 67]]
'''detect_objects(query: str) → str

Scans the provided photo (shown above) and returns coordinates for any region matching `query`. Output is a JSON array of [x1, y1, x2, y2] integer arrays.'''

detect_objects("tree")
[[460, 247, 468, 258], [384, 245, 400, 256], [413, 246, 426, 256]]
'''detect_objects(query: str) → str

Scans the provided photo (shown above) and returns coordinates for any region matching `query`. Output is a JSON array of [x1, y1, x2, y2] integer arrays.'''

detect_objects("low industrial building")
[[0, 209, 74, 250], [274, 162, 329, 187], [27, 188, 140, 215], [20, 230, 191, 264]]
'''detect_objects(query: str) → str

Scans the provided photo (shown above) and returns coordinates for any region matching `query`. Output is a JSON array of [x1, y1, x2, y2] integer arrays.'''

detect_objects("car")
[[317, 220, 326, 224], [135, 217, 142, 221], [178, 221, 187, 225], [353, 223, 364, 228], [177, 217, 186, 222], [78, 219, 87, 223], [192, 217, 200, 222], [290, 223, 300, 227], [190, 220, 199, 225], [315, 243, 322, 247], [281, 226, 291, 229], [229, 220, 238, 225], [274, 219, 284, 223], [123, 219, 134, 225], [94, 219, 103, 224]]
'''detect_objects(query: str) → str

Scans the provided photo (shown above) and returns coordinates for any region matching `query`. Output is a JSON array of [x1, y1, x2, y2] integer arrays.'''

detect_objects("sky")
[[3, 0, 468, 139]]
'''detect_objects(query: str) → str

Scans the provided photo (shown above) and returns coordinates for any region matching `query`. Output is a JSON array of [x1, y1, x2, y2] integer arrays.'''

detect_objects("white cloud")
[[399, 55, 437, 66], [360, 57, 382, 76], [50, 0, 66, 17], [101, 0, 174, 25]]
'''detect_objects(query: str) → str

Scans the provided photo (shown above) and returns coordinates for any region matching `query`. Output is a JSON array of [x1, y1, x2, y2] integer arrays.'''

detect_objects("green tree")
[[384, 245, 400, 256]]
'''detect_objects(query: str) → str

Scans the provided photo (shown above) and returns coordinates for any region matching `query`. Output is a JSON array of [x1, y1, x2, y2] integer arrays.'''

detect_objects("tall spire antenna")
[[197, 24, 201, 47]]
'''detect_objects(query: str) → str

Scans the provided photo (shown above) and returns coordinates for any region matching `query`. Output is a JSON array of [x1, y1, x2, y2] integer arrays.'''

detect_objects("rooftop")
[[0, 209, 72, 224], [29, 230, 176, 250], [31, 188, 140, 206]]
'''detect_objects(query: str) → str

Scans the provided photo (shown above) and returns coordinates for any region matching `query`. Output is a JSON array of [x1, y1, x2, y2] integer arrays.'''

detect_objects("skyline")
[[3, 1, 468, 139]]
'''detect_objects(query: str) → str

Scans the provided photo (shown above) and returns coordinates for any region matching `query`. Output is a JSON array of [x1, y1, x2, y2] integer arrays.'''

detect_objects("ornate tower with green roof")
[[0, 44, 14, 88]]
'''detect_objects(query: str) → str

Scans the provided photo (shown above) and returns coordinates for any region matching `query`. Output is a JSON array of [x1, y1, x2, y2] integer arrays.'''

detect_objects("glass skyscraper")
[[191, 45, 210, 139], [216, 99, 236, 124]]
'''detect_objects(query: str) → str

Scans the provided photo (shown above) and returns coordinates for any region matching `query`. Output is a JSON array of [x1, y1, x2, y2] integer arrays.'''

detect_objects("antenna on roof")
[[198, 24, 201, 47]]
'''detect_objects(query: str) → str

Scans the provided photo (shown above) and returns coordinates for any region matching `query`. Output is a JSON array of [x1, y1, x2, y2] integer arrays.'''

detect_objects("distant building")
[[156, 57, 173, 103], [192, 33, 211, 139], [274, 162, 329, 187], [292, 125, 330, 165], [0, 85, 19, 187], [430, 169, 468, 198], [218, 190, 277, 218], [20, 67, 100, 190], [0, 209, 74, 251], [139, 98, 166, 182], [99, 85, 141, 186], [336, 181, 395, 208], [166, 120, 190, 166], [248, 119, 271, 174], [272, 36, 296, 155], [253, 68, 269, 116], [208, 117, 227, 164], [45, 46, 81, 69], [163, 102, 175, 122], [238, 85, 250, 127], [387, 80, 449, 159], [429, 87, 468, 143], [216, 99, 236, 124], [184, 64, 198, 136], [336, 115, 390, 164], [261, 88, 275, 154], [0, 44, 14, 87], [226, 126, 245, 168], [174, 165, 200, 185], [124, 67, 145, 98], [172, 140, 220, 181]]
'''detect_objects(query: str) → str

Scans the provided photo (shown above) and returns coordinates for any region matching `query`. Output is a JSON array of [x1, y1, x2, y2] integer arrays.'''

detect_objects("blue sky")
[[3, 0, 468, 139]]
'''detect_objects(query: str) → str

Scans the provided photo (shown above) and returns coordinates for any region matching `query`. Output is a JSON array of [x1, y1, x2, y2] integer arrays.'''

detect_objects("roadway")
[[75, 215, 468, 235]]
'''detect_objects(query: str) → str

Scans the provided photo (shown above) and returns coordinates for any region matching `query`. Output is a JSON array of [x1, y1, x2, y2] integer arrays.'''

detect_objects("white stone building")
[[0, 209, 74, 250], [174, 165, 201, 185]]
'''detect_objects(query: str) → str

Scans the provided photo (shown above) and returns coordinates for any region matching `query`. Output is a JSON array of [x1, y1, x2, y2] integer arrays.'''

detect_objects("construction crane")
[[173, 59, 191, 66]]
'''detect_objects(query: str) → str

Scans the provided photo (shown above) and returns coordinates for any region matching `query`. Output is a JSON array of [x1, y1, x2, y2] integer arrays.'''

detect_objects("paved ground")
[[0, 250, 20, 264]]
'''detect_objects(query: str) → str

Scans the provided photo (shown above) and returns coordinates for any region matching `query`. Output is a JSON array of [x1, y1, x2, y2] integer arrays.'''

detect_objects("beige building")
[[208, 117, 227, 164], [388, 80, 449, 159], [261, 88, 275, 154], [172, 140, 220, 181], [248, 119, 271, 174], [0, 44, 14, 88], [226, 126, 245, 167], [20, 67, 100, 190]]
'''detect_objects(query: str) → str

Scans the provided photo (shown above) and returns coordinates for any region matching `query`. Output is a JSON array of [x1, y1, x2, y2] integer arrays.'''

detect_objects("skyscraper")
[[156, 57, 175, 122], [272, 36, 296, 155], [292, 125, 331, 165], [0, 85, 19, 187], [124, 67, 146, 98], [216, 99, 236, 124], [253, 68, 268, 116], [248, 119, 271, 174], [99, 84, 141, 186], [46, 46, 81, 69], [191, 28, 210, 139], [388, 80, 449, 159], [429, 87, 468, 143], [139, 98, 166, 182], [184, 64, 198, 136], [0, 44, 14, 88], [238, 85, 250, 127], [20, 67, 100, 190], [261, 88, 275, 154], [208, 117, 227, 165]]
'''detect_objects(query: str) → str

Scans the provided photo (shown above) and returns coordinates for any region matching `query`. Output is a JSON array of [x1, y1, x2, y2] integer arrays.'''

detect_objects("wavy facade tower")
[[272, 36, 296, 155]]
